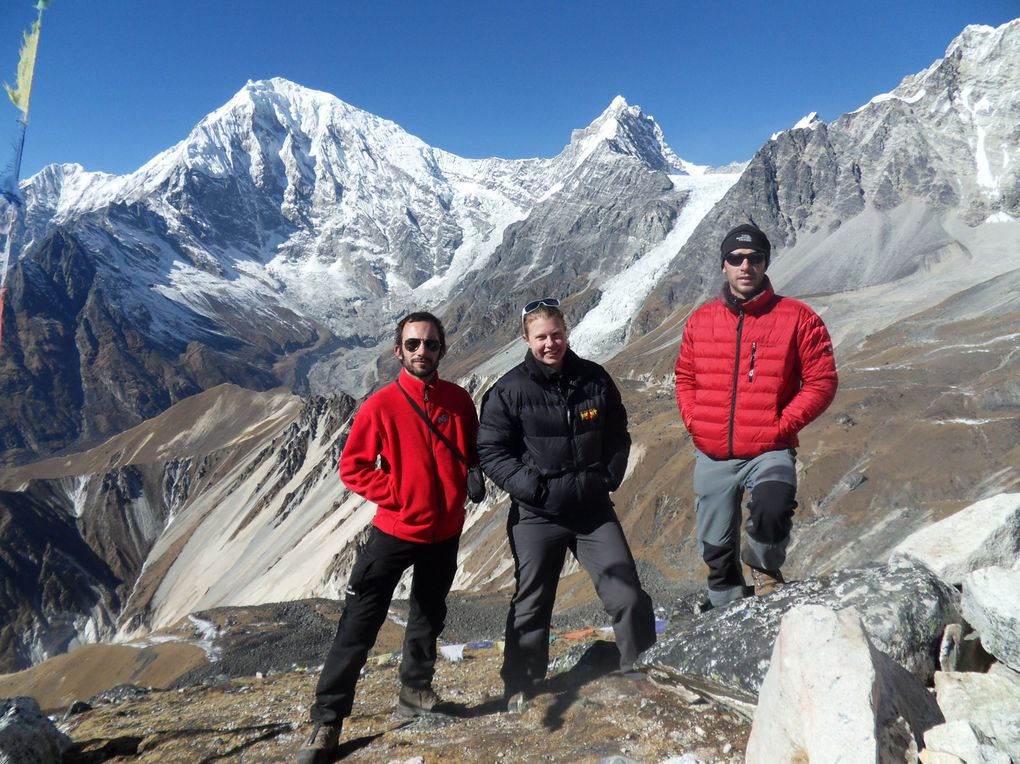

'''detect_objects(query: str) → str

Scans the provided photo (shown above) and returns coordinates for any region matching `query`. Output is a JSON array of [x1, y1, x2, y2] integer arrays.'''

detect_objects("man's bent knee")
[[746, 480, 797, 544]]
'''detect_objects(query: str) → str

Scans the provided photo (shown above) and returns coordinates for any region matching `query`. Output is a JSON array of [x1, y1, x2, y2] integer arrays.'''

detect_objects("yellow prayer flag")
[[4, 19, 41, 115], [4, 0, 53, 116]]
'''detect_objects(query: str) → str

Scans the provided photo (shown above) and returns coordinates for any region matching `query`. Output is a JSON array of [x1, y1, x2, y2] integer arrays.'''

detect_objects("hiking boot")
[[750, 567, 786, 597], [505, 690, 530, 713], [616, 662, 647, 681], [295, 720, 342, 764], [398, 683, 444, 716]]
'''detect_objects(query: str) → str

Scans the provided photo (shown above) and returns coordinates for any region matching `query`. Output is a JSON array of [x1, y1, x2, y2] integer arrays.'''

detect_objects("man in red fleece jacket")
[[675, 224, 837, 609], [299, 311, 479, 764]]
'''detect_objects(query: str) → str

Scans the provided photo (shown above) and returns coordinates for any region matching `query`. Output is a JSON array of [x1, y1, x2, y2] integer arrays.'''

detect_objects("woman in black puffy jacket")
[[478, 298, 656, 710]]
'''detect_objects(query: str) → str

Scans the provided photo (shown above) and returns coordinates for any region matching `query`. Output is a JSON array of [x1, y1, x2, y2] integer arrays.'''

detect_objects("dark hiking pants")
[[502, 506, 656, 695], [310, 527, 460, 724]]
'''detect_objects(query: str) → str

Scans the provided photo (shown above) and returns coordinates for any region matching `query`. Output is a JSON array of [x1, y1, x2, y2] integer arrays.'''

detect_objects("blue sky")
[[2, 1, 1017, 179]]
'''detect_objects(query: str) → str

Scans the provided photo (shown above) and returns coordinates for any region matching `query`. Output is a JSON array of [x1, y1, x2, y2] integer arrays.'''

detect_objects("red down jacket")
[[339, 368, 479, 544], [675, 280, 838, 460]]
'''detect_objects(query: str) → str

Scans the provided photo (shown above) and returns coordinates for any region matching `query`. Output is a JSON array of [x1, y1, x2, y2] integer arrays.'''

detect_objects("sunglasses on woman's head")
[[403, 338, 442, 353], [522, 297, 560, 317]]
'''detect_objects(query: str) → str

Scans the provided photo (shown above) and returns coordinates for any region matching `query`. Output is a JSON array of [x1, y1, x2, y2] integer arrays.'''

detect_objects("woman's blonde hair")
[[522, 304, 567, 337]]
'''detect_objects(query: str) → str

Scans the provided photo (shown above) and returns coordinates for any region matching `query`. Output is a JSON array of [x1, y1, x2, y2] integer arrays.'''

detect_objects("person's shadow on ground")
[[540, 639, 627, 731]]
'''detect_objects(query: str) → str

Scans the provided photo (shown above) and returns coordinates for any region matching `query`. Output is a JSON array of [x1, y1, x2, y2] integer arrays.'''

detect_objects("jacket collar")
[[396, 368, 438, 399], [524, 348, 579, 385], [720, 276, 778, 316]]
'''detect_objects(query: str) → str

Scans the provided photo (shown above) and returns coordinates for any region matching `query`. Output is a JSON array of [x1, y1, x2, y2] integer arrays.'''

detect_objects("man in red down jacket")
[[298, 311, 479, 764], [674, 223, 837, 608]]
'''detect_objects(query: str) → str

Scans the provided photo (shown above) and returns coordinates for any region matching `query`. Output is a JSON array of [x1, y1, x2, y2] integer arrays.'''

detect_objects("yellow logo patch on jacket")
[[579, 408, 598, 422]]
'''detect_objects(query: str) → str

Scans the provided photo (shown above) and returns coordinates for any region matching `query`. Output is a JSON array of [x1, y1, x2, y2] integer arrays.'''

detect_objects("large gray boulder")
[[0, 696, 72, 764], [933, 665, 1020, 761], [640, 559, 960, 707], [962, 566, 1020, 672], [746, 605, 942, 763], [891, 493, 1020, 586]]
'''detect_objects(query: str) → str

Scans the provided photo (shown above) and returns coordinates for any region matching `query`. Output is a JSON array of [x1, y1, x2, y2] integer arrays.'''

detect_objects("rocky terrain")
[[3, 493, 1018, 762], [3, 595, 751, 763]]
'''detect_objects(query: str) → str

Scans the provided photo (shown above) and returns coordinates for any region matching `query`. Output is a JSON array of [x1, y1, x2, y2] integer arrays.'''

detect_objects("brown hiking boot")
[[295, 720, 342, 763], [750, 567, 786, 597], [398, 683, 445, 716]]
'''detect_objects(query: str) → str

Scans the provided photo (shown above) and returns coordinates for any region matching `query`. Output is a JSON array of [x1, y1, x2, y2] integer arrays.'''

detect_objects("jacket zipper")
[[552, 381, 583, 504], [748, 341, 757, 382], [423, 386, 444, 543], [563, 386, 584, 504], [728, 310, 745, 458]]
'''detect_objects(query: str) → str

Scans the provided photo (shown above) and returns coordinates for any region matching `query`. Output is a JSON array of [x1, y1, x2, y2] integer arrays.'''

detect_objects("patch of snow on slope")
[[569, 172, 740, 360], [572, 109, 621, 170], [959, 87, 999, 192], [414, 178, 530, 298], [986, 211, 1015, 223], [771, 112, 823, 140], [187, 615, 222, 661]]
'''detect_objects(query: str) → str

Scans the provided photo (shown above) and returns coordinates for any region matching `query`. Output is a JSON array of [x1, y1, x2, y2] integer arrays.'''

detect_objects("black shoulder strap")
[[396, 378, 468, 465]]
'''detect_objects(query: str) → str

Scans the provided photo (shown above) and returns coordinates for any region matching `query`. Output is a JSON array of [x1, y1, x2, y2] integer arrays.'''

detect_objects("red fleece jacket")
[[339, 369, 479, 543]]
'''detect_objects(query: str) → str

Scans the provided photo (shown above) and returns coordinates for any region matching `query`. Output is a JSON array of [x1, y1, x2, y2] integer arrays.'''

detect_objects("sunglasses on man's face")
[[403, 338, 442, 353], [724, 253, 766, 267], [522, 297, 560, 317]]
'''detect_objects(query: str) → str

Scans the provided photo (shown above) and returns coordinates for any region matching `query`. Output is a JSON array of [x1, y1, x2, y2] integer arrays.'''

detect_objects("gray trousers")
[[502, 506, 656, 695], [693, 448, 798, 606]]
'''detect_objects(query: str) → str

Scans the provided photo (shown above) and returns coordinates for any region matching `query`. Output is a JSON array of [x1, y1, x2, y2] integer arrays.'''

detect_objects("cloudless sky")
[[2, 1, 1017, 179]]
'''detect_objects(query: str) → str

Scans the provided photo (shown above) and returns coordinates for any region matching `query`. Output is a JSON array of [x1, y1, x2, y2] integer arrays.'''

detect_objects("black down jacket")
[[478, 349, 630, 519]]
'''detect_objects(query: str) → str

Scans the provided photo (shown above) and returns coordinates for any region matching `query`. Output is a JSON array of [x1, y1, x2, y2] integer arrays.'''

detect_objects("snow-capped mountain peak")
[[793, 112, 822, 130], [771, 112, 824, 141], [564, 95, 687, 173], [947, 19, 1020, 60]]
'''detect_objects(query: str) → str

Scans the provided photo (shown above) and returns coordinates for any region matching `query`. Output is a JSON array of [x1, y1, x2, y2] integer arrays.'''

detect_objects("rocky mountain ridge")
[[1, 82, 718, 465]]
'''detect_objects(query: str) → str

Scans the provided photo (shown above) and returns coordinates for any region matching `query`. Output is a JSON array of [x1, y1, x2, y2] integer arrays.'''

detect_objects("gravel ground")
[[169, 576, 701, 689]]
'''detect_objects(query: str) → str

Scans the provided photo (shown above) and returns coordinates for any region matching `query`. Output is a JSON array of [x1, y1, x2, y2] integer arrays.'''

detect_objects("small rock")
[[0, 696, 72, 763], [61, 700, 92, 721], [934, 664, 1020, 760], [938, 624, 994, 673], [961, 566, 1020, 671], [88, 684, 152, 706], [919, 751, 966, 764], [923, 719, 1011, 764]]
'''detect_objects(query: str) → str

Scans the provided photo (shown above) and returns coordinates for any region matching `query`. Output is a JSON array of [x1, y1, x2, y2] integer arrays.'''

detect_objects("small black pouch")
[[466, 464, 487, 503]]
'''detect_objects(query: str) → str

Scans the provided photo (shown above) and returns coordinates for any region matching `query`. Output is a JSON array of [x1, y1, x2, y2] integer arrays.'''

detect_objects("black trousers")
[[310, 527, 460, 724], [502, 506, 656, 695]]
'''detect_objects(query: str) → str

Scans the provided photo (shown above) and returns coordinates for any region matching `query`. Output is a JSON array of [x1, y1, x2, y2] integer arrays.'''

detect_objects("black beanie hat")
[[720, 224, 771, 267]]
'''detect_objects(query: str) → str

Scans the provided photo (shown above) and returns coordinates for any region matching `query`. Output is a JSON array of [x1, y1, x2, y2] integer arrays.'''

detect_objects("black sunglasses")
[[403, 338, 442, 353], [724, 253, 766, 267], [522, 297, 560, 317]]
